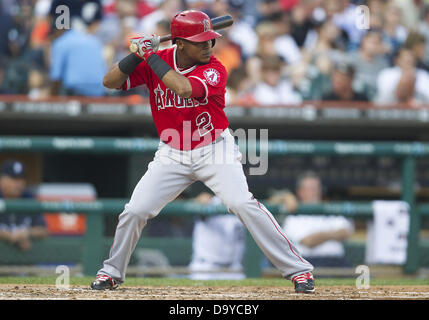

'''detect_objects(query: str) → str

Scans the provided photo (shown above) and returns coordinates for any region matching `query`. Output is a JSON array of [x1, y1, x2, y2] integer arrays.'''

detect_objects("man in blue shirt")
[[0, 160, 48, 251], [49, 27, 107, 96]]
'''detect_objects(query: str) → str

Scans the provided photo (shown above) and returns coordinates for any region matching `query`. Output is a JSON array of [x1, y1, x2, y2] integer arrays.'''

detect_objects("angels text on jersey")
[[154, 84, 208, 111]]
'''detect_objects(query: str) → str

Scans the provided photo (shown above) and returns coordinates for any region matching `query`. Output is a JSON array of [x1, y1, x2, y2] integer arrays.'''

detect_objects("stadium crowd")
[[0, 0, 429, 107]]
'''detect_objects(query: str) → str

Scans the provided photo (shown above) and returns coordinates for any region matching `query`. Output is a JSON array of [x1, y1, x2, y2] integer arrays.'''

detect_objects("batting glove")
[[130, 34, 160, 60]]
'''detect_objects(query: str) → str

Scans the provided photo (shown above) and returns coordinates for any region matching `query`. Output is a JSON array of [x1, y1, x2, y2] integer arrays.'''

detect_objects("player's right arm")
[[103, 35, 154, 90], [102, 62, 129, 89], [108, 35, 204, 97], [103, 51, 148, 90]]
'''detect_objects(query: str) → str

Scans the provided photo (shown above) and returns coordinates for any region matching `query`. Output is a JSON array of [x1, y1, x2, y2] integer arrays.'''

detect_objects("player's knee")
[[225, 197, 249, 215], [121, 203, 157, 223]]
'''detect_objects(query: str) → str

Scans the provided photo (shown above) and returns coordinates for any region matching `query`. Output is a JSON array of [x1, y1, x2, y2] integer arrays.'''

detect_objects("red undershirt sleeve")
[[188, 76, 206, 98]]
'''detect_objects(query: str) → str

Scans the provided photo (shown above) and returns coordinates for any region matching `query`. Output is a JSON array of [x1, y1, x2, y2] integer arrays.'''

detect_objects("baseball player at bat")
[[90, 10, 315, 294]]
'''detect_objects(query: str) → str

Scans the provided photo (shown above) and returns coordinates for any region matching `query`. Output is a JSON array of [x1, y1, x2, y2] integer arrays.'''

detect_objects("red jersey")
[[121, 46, 229, 150]]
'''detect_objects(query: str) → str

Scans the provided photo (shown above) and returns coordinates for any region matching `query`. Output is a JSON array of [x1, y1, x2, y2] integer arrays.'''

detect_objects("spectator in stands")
[[188, 192, 245, 280], [246, 20, 302, 88], [369, 12, 384, 31], [0, 2, 11, 47], [153, 19, 172, 50], [212, 30, 242, 74], [206, 0, 230, 17], [392, 0, 421, 30], [245, 21, 278, 87], [403, 31, 429, 73], [289, 0, 317, 48], [367, 0, 385, 30], [225, 66, 256, 105], [367, 0, 385, 16], [418, 6, 429, 66], [4, 0, 429, 102], [322, 62, 369, 102], [288, 59, 330, 100], [31, 1, 52, 68], [329, 0, 365, 50], [49, 24, 107, 96], [0, 1, 45, 95], [347, 31, 389, 101], [0, 1, 35, 60], [226, 4, 258, 60], [302, 19, 348, 68], [292, 18, 347, 101], [95, 0, 141, 67], [0, 57, 8, 94], [270, 12, 302, 65], [256, 0, 282, 24], [0, 160, 48, 251], [27, 66, 50, 100], [137, 0, 181, 36], [375, 47, 429, 107], [252, 55, 302, 106], [281, 171, 354, 267], [0, 1, 20, 59], [381, 2, 408, 64]]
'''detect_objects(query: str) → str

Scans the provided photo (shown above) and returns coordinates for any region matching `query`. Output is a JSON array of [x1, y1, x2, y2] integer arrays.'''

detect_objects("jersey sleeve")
[[188, 61, 227, 101], [120, 59, 150, 91], [188, 76, 206, 98]]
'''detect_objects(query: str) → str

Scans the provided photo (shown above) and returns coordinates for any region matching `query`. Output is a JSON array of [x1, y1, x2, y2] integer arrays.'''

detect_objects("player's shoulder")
[[205, 56, 227, 73], [156, 46, 175, 59], [192, 56, 227, 87]]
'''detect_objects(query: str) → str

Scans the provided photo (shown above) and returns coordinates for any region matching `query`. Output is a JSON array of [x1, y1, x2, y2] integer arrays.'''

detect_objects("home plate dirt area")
[[1, 284, 429, 300]]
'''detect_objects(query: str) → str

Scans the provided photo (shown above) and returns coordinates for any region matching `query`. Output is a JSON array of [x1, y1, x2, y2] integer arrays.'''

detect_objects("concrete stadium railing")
[[0, 136, 428, 276]]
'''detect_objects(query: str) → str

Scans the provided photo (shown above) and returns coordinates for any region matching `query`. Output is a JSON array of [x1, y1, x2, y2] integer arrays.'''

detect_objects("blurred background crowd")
[[1, 0, 429, 108]]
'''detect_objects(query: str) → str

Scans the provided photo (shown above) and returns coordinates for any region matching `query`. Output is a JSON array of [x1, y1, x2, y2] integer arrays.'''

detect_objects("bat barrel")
[[135, 14, 234, 47], [211, 14, 233, 29], [160, 34, 172, 42]]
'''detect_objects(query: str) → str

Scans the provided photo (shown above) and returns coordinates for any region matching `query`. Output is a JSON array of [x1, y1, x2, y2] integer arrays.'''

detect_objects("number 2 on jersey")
[[196, 111, 214, 136]]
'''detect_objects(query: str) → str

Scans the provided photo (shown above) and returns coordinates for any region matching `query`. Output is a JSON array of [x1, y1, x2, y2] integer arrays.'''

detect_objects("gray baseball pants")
[[97, 129, 313, 282]]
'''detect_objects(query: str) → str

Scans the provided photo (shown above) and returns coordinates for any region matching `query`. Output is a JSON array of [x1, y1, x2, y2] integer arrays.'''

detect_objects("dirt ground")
[[1, 284, 429, 300]]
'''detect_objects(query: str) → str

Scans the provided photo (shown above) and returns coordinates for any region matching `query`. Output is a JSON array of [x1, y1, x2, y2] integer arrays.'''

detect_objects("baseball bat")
[[129, 14, 234, 53]]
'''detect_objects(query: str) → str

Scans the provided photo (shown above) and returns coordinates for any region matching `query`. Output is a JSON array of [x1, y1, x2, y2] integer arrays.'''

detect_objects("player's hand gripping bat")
[[129, 14, 234, 54]]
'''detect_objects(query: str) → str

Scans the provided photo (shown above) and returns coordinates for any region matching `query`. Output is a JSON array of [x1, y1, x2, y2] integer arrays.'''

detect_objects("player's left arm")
[[187, 62, 227, 102], [161, 70, 202, 98]]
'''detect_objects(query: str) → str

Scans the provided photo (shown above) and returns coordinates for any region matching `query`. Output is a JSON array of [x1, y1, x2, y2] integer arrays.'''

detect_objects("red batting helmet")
[[171, 10, 221, 44]]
